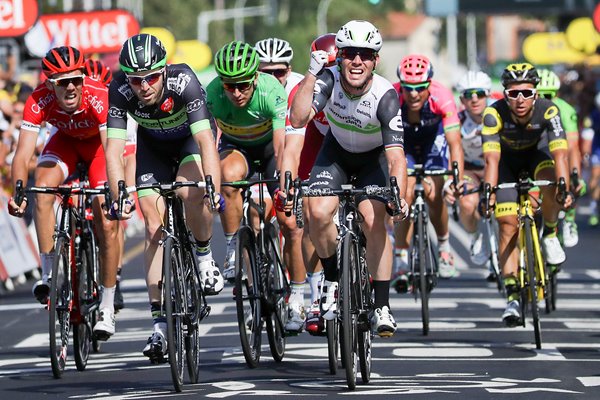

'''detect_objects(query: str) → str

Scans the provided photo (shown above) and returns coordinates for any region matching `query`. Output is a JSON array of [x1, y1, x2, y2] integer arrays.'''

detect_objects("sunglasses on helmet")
[[126, 69, 164, 87], [505, 88, 536, 100], [48, 74, 85, 88], [339, 47, 377, 61]]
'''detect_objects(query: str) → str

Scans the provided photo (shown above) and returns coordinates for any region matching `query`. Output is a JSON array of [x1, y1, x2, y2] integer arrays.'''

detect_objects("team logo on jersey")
[[108, 107, 126, 119], [161, 97, 174, 113], [118, 83, 134, 101], [86, 94, 104, 114], [140, 173, 153, 182], [167, 73, 191, 96], [275, 95, 285, 106], [544, 105, 559, 120], [186, 99, 203, 113], [31, 92, 55, 114], [388, 116, 404, 132], [360, 100, 372, 109]]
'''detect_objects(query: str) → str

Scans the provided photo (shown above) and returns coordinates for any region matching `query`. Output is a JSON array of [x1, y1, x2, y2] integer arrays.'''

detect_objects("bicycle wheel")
[[339, 233, 358, 390], [417, 212, 430, 336], [73, 235, 94, 371], [357, 242, 372, 384], [485, 219, 504, 295], [263, 223, 287, 362], [524, 219, 542, 349], [49, 236, 72, 378], [235, 226, 262, 368], [326, 318, 339, 374], [90, 241, 101, 353], [163, 237, 185, 392], [182, 243, 201, 384]]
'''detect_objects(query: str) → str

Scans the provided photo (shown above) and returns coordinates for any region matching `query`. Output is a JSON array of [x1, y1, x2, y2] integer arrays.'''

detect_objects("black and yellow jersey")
[[481, 98, 567, 154]]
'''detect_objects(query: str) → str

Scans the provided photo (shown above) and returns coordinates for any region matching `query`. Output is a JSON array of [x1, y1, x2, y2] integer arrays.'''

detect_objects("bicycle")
[[408, 162, 458, 336], [222, 171, 289, 369], [15, 164, 103, 378], [293, 176, 401, 390], [111, 178, 214, 391], [491, 172, 566, 349], [477, 183, 503, 296]]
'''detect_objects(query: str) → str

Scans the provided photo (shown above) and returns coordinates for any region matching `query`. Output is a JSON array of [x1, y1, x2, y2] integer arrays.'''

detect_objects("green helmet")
[[537, 69, 560, 97], [214, 41, 259, 81], [119, 34, 167, 73]]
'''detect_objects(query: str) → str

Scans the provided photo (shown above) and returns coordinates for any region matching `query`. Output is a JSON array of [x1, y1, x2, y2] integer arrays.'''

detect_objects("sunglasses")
[[401, 82, 430, 93], [505, 88, 536, 100], [127, 69, 164, 87], [339, 47, 377, 61], [222, 80, 254, 92], [48, 75, 85, 88], [462, 89, 488, 99], [260, 68, 288, 78]]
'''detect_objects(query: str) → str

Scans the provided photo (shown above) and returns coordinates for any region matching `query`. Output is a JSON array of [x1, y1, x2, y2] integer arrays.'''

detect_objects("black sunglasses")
[[260, 68, 288, 78], [222, 80, 254, 92], [462, 89, 488, 99], [48, 75, 85, 88], [339, 47, 377, 61]]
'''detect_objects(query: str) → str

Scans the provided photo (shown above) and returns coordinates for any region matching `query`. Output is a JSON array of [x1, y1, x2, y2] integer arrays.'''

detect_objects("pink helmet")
[[397, 54, 434, 84]]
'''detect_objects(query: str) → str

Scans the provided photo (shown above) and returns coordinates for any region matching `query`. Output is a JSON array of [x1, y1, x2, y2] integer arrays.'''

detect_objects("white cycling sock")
[[288, 281, 305, 305], [307, 270, 323, 303], [100, 285, 115, 310], [438, 235, 450, 253], [40, 253, 54, 278]]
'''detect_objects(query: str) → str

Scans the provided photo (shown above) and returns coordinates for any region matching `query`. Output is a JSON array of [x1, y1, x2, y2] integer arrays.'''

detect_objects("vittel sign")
[[25, 9, 139, 56], [0, 0, 39, 37]]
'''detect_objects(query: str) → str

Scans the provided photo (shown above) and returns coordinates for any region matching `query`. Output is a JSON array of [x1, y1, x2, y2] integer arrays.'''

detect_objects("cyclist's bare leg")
[[302, 204, 322, 276], [536, 167, 561, 224], [92, 197, 121, 288], [459, 180, 480, 233], [359, 200, 392, 280], [426, 175, 449, 238], [276, 210, 306, 283], [219, 150, 247, 235], [497, 214, 519, 278], [138, 193, 166, 303], [307, 196, 339, 258], [393, 176, 415, 249], [176, 160, 213, 242], [33, 162, 64, 254]]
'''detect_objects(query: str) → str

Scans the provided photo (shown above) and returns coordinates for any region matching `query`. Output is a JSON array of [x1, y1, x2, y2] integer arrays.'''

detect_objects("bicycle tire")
[[73, 236, 94, 371], [326, 319, 339, 374], [182, 243, 201, 384], [485, 219, 504, 296], [90, 241, 101, 354], [235, 226, 262, 368], [524, 218, 542, 349], [550, 270, 557, 311], [339, 233, 357, 390], [163, 237, 185, 392], [263, 223, 286, 362], [49, 236, 71, 378], [358, 242, 372, 384], [417, 211, 430, 336]]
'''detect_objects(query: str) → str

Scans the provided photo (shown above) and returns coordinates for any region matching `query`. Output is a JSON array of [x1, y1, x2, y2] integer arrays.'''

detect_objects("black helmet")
[[119, 34, 167, 73], [501, 63, 540, 88]]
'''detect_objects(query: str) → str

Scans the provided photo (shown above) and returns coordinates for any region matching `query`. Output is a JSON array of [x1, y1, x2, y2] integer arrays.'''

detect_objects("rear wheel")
[[163, 237, 185, 392], [417, 213, 430, 336], [74, 238, 94, 371], [235, 226, 262, 368], [358, 244, 372, 384], [49, 237, 72, 379], [263, 224, 287, 362], [182, 243, 201, 384]]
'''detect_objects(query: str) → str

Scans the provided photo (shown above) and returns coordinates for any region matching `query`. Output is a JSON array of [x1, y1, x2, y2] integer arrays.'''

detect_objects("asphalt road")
[[1, 211, 600, 399]]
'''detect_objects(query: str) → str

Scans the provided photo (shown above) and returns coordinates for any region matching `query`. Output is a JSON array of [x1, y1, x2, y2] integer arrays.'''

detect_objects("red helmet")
[[84, 59, 112, 86], [42, 46, 85, 77], [311, 33, 337, 67], [397, 54, 433, 84]]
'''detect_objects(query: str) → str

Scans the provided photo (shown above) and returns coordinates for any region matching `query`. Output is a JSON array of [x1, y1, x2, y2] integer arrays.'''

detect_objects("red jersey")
[[22, 76, 108, 140]]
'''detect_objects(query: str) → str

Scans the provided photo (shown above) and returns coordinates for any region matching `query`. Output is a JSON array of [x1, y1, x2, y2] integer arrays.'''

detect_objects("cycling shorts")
[[404, 126, 448, 171]]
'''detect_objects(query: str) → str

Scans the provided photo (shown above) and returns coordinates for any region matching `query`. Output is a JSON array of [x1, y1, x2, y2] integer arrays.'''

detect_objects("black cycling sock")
[[320, 254, 338, 282], [195, 237, 212, 256], [373, 280, 390, 309], [150, 302, 166, 324]]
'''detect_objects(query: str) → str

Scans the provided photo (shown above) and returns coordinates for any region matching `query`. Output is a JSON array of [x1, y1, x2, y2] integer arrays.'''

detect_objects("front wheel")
[[326, 319, 339, 374], [73, 238, 94, 371], [339, 234, 358, 390], [49, 237, 72, 379], [416, 213, 430, 336], [235, 226, 262, 368], [524, 219, 542, 349], [163, 237, 185, 392], [182, 243, 201, 384]]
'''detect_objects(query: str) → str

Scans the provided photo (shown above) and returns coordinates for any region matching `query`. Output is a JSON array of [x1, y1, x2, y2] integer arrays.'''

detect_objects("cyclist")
[[206, 41, 308, 333], [481, 63, 572, 326], [83, 58, 125, 311], [105, 34, 223, 362], [289, 20, 408, 337], [392, 54, 464, 284], [255, 37, 304, 92], [446, 71, 494, 270], [537, 68, 584, 247], [283, 33, 338, 335], [8, 46, 121, 340]]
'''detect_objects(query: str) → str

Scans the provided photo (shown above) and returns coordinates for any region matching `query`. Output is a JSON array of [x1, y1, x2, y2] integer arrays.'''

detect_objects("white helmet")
[[456, 70, 492, 93], [255, 38, 294, 64], [335, 20, 382, 52]]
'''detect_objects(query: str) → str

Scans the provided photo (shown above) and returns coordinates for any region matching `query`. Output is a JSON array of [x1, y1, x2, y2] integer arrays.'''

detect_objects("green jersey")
[[206, 73, 287, 146], [553, 97, 578, 137]]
